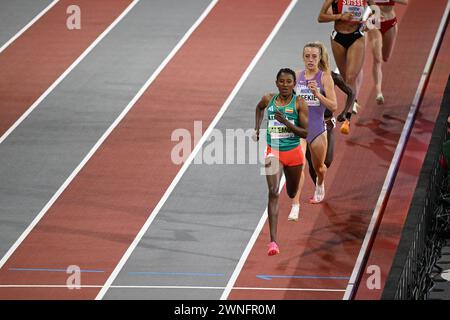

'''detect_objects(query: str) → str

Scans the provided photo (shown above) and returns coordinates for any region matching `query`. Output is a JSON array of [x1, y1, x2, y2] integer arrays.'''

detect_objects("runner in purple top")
[[297, 69, 327, 144], [289, 42, 337, 218]]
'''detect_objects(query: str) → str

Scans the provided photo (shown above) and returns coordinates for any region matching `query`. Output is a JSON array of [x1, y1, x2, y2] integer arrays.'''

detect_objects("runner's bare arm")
[[254, 94, 273, 140], [393, 0, 408, 4], [332, 72, 355, 121], [318, 0, 341, 22]]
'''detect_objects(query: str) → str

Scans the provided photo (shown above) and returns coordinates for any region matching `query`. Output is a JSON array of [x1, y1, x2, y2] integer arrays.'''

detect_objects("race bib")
[[343, 5, 364, 21], [296, 84, 320, 107], [342, 0, 365, 22], [268, 119, 295, 139]]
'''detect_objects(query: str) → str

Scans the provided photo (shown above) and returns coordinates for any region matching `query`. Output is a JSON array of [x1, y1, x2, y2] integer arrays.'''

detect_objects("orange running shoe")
[[340, 120, 350, 135], [267, 242, 280, 256]]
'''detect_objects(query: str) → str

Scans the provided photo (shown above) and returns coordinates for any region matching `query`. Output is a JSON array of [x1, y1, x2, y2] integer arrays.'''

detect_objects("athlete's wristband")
[[362, 6, 372, 22]]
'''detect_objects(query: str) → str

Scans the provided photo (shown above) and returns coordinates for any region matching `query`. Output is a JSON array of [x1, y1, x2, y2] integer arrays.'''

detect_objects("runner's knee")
[[316, 163, 327, 176], [268, 187, 280, 199]]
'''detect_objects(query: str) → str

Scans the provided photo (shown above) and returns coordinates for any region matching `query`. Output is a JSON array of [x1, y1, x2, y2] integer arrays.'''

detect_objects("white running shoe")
[[316, 183, 325, 202], [310, 181, 325, 204], [288, 204, 300, 221], [376, 94, 385, 105], [352, 101, 360, 114]]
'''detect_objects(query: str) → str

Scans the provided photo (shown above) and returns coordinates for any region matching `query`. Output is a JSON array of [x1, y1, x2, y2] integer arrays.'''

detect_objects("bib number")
[[296, 84, 320, 107], [342, 5, 364, 22], [268, 119, 295, 139]]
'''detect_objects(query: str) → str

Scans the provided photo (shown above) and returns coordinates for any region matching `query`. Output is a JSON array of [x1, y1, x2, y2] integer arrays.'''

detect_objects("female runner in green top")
[[254, 68, 308, 255]]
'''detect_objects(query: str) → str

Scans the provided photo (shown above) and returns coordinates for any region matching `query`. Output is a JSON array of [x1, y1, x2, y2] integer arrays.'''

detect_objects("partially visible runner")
[[290, 42, 337, 219], [333, 70, 355, 135], [254, 68, 309, 256], [368, 0, 408, 104], [318, 0, 375, 114]]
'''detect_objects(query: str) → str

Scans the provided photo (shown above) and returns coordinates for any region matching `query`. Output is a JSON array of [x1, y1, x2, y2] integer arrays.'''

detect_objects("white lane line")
[[342, 0, 450, 300], [220, 0, 299, 302], [96, 0, 298, 300], [110, 286, 345, 292], [220, 177, 286, 300], [89, 0, 217, 298], [0, 285, 103, 288], [0, 285, 345, 292], [0, 0, 60, 54], [0, 0, 140, 145], [0, 0, 140, 270]]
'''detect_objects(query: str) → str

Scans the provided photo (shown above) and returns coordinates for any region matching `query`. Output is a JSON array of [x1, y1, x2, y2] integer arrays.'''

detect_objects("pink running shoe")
[[267, 242, 280, 256]]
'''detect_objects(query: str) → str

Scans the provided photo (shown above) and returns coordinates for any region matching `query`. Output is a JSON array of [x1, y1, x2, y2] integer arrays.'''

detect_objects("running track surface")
[[228, 0, 449, 300], [0, 0, 448, 299], [0, 0, 133, 137], [355, 6, 450, 299]]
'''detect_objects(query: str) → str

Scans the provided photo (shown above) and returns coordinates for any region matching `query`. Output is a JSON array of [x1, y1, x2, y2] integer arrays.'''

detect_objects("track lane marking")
[[0, 0, 60, 54], [0, 0, 140, 271], [220, 176, 286, 300], [0, 284, 345, 292], [0, 0, 139, 145], [8, 268, 104, 273], [343, 0, 450, 300], [256, 274, 351, 281], [96, 0, 298, 300], [0, 0, 219, 297]]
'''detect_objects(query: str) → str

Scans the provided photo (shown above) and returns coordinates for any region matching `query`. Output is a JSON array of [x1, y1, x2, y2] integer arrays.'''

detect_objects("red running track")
[[0, 0, 132, 138], [228, 0, 449, 300], [355, 8, 450, 300], [0, 0, 291, 299]]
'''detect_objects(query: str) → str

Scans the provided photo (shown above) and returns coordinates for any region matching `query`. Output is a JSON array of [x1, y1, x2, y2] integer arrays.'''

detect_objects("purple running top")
[[296, 70, 327, 144]]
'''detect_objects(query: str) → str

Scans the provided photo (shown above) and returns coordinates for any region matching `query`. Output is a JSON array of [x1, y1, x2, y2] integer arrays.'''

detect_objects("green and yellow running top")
[[266, 94, 300, 151]]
